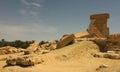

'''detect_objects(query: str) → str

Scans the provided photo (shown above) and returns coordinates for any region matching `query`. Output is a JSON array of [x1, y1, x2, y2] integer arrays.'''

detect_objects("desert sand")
[[0, 41, 120, 72]]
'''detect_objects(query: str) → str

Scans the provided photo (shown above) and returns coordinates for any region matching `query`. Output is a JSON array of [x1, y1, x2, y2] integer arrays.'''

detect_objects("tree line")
[[0, 39, 59, 49], [0, 39, 35, 49]]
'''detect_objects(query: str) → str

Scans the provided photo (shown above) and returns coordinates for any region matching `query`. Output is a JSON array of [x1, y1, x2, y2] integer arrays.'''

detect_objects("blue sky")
[[0, 0, 120, 41]]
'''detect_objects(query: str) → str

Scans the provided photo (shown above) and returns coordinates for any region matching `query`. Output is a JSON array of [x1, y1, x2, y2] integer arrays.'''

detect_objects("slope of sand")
[[0, 41, 120, 72]]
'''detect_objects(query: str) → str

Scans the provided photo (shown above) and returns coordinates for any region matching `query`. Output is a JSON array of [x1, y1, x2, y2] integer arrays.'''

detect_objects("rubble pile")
[[0, 46, 22, 55], [93, 50, 120, 59], [40, 41, 57, 50], [24, 41, 57, 55], [6, 55, 43, 66]]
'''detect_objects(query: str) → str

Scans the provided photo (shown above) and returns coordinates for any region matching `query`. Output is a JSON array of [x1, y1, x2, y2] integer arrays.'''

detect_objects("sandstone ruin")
[[2, 13, 120, 68], [57, 13, 120, 49], [87, 13, 110, 38]]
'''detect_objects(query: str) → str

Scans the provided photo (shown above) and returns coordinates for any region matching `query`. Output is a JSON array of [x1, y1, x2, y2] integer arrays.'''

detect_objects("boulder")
[[6, 56, 17, 66], [57, 34, 75, 48], [93, 51, 120, 59], [0, 46, 20, 55], [6, 55, 43, 67], [24, 43, 40, 54]]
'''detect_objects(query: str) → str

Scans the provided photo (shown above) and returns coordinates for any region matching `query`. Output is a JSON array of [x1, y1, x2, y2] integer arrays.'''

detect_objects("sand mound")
[[43, 41, 100, 62], [68, 41, 100, 58]]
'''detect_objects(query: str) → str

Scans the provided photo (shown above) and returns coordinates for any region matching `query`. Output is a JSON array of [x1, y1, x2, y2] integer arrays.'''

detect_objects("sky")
[[0, 0, 120, 42]]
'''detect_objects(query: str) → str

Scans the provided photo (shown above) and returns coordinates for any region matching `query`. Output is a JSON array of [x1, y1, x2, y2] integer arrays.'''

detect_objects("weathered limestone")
[[6, 55, 43, 66], [90, 13, 109, 19], [57, 31, 90, 49], [57, 34, 75, 48], [74, 31, 90, 38], [88, 13, 110, 38], [93, 51, 120, 59], [56, 13, 119, 50], [40, 41, 57, 50], [0, 46, 20, 55], [57, 13, 111, 48], [24, 43, 40, 54], [105, 34, 120, 51], [107, 34, 120, 42]]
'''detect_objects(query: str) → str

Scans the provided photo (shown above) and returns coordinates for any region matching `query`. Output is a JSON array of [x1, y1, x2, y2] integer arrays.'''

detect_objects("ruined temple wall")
[[106, 34, 120, 51], [88, 20, 95, 35], [107, 34, 120, 46], [88, 13, 110, 38], [103, 27, 109, 37], [93, 19, 107, 31], [90, 13, 110, 19], [107, 34, 120, 42]]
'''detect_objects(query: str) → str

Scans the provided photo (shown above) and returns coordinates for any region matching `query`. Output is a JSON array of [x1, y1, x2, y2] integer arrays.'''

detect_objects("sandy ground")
[[0, 41, 120, 72]]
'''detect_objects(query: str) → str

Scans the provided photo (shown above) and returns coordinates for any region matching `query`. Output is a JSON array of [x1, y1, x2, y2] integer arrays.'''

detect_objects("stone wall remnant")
[[88, 13, 110, 38]]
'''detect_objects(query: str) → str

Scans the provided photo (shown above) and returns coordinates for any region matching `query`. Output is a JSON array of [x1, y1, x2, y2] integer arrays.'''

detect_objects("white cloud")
[[0, 21, 58, 41], [21, 0, 30, 6], [21, 0, 41, 8], [19, 0, 42, 18], [15, 0, 55, 41], [31, 2, 41, 8]]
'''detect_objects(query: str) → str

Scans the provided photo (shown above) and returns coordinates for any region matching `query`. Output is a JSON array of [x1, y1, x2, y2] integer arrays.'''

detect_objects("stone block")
[[90, 13, 109, 19], [57, 34, 75, 48]]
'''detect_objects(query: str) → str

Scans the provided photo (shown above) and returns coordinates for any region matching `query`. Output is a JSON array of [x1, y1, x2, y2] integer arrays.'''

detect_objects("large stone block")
[[24, 43, 40, 54], [57, 34, 75, 48], [88, 13, 110, 38], [74, 31, 90, 38], [90, 13, 110, 19]]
